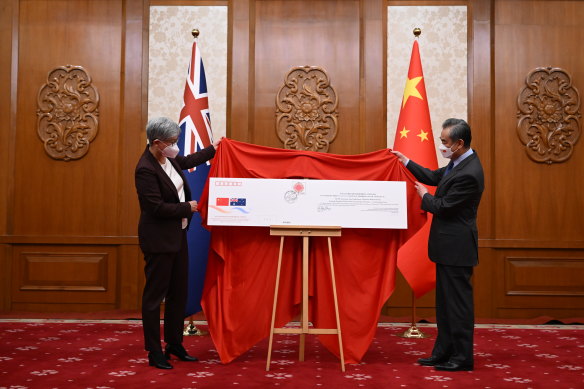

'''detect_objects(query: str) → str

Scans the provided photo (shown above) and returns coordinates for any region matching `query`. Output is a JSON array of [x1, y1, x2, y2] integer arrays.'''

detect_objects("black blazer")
[[407, 151, 484, 266], [135, 145, 215, 254]]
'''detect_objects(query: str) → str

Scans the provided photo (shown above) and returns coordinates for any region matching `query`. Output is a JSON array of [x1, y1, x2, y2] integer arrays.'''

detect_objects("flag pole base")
[[183, 322, 209, 336], [396, 324, 430, 338]]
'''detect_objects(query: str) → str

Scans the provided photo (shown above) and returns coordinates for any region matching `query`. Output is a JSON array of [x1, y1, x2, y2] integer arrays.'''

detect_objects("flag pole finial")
[[192, 29, 199, 38], [413, 27, 421, 38]]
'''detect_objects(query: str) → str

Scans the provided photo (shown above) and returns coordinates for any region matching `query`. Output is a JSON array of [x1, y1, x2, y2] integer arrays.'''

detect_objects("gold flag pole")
[[397, 290, 429, 338], [182, 27, 208, 338], [183, 314, 208, 336]]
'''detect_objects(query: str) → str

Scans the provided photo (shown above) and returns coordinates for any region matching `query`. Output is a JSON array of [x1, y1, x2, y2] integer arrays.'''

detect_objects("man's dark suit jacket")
[[134, 145, 215, 254], [407, 151, 484, 267]]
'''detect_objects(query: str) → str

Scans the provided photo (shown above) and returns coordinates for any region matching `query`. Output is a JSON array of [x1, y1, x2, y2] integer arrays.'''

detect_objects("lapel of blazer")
[[169, 158, 192, 201], [438, 152, 477, 189], [144, 147, 180, 201]]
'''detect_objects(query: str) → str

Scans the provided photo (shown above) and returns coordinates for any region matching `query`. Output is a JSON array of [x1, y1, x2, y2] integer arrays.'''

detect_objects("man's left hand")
[[414, 182, 428, 198]]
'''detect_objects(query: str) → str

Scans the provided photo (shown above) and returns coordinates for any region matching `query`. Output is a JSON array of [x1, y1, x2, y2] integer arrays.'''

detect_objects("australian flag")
[[229, 198, 246, 206], [178, 39, 214, 317]]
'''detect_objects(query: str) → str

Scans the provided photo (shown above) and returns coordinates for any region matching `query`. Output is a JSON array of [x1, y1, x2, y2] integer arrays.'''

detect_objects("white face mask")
[[438, 143, 459, 159], [159, 141, 180, 158]]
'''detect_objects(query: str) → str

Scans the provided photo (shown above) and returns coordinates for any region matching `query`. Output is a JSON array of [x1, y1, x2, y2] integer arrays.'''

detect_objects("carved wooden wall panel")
[[37, 65, 100, 161], [489, 0, 584, 320], [18, 250, 110, 293], [0, 0, 144, 314], [517, 67, 581, 164], [12, 0, 124, 237], [11, 245, 117, 308], [504, 256, 584, 297], [492, 249, 584, 318], [276, 66, 338, 152], [232, 0, 385, 155], [495, 2, 584, 243]]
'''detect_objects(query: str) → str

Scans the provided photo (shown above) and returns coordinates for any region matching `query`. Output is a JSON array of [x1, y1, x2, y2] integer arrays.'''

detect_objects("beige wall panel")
[[148, 5, 227, 139], [387, 6, 468, 167]]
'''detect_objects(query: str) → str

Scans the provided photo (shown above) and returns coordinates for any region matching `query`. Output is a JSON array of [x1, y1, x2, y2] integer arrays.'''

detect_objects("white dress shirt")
[[160, 159, 188, 229]]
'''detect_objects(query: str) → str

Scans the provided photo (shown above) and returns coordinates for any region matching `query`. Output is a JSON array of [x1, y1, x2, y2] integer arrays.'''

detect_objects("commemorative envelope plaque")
[[208, 178, 407, 229]]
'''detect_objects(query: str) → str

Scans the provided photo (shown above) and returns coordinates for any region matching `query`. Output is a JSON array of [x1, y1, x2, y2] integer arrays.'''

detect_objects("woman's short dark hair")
[[442, 118, 471, 148]]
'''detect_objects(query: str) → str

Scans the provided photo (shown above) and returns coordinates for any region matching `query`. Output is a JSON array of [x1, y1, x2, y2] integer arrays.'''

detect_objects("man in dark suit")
[[135, 117, 220, 369], [392, 118, 484, 371]]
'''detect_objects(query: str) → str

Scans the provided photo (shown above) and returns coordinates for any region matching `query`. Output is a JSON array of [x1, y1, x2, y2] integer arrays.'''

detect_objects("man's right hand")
[[390, 150, 409, 165]]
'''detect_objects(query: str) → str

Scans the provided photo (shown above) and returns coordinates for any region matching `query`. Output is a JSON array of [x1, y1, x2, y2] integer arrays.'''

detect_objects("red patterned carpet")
[[0, 320, 582, 388]]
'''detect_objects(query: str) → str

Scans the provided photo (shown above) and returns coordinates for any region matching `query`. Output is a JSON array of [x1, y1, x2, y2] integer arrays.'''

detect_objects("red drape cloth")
[[199, 139, 426, 364]]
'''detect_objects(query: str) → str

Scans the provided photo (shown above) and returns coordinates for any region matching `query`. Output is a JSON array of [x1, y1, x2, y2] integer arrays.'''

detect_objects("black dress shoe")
[[418, 355, 449, 366], [434, 361, 473, 371], [148, 351, 173, 369], [165, 344, 198, 362]]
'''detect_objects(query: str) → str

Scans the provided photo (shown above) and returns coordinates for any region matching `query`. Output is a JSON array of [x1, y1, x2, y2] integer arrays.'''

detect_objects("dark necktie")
[[444, 161, 454, 176]]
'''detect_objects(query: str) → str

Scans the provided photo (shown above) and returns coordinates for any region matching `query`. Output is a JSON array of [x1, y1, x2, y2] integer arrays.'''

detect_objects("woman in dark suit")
[[135, 117, 221, 369]]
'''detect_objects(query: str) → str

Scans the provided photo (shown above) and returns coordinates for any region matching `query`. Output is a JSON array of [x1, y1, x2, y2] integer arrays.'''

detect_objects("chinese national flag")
[[393, 40, 437, 298], [216, 198, 229, 206]]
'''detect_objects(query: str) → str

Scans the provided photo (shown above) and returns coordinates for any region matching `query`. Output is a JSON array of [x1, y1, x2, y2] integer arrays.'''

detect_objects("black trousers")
[[432, 263, 474, 366], [142, 231, 189, 352]]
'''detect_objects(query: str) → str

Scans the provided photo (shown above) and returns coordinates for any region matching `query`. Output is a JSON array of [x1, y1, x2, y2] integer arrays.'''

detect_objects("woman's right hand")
[[189, 200, 198, 212], [213, 137, 224, 150]]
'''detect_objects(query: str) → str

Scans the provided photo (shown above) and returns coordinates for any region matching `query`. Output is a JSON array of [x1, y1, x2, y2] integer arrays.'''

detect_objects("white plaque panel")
[[208, 178, 407, 229]]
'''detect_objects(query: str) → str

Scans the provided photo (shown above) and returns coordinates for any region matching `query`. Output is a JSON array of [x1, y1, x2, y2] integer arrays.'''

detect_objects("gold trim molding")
[[37, 65, 100, 161], [276, 66, 338, 152], [517, 67, 581, 164]]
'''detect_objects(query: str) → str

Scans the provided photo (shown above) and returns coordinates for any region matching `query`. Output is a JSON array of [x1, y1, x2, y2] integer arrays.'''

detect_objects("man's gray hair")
[[146, 117, 181, 143]]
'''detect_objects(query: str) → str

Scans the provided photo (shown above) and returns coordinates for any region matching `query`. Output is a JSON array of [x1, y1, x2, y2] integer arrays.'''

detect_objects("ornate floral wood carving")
[[276, 66, 338, 152], [517, 67, 581, 164], [37, 65, 100, 161]]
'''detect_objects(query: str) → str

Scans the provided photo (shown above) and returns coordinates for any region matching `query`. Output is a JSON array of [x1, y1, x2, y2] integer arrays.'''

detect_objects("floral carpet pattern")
[[0, 320, 582, 388]]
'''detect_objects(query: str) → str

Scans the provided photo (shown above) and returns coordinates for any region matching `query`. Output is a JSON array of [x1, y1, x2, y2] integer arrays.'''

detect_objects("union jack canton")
[[179, 41, 214, 172]]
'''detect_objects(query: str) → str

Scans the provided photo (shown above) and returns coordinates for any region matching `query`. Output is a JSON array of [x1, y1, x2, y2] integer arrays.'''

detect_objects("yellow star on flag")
[[417, 129, 429, 142], [402, 76, 424, 108], [399, 127, 409, 139]]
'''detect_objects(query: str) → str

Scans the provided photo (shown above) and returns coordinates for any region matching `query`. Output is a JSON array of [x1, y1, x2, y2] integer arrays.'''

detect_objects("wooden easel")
[[266, 225, 345, 372]]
